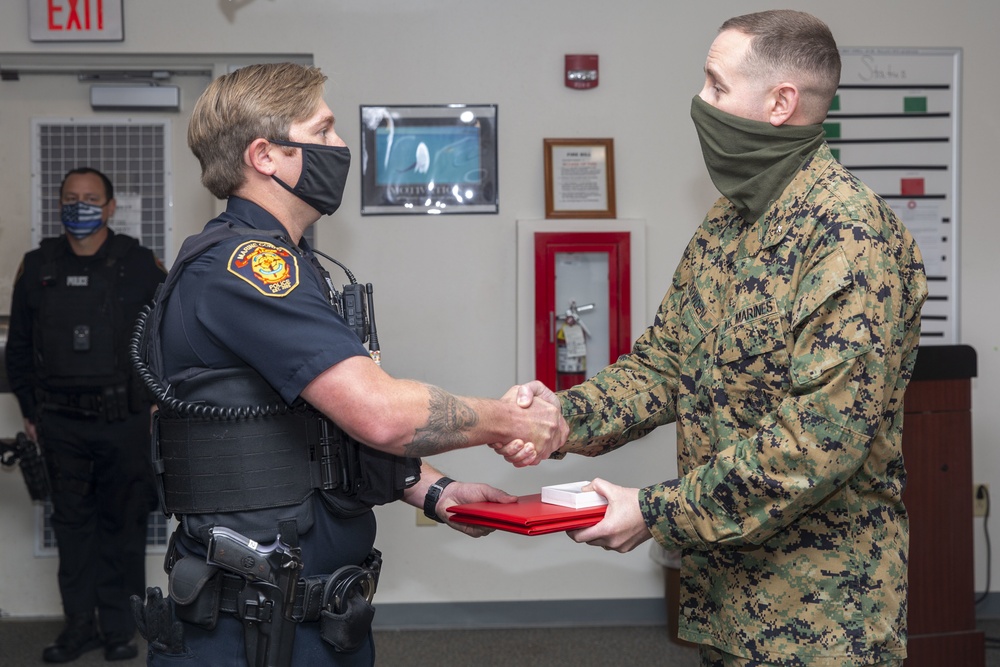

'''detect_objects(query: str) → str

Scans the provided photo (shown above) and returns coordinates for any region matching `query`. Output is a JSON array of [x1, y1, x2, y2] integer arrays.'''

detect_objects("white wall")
[[1, 0, 998, 618]]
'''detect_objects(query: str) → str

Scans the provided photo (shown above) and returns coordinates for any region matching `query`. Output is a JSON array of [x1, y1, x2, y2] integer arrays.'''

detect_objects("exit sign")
[[29, 0, 124, 42]]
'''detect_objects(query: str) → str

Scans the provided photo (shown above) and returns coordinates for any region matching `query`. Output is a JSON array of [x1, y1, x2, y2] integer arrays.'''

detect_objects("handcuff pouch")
[[319, 565, 376, 653], [320, 597, 374, 653]]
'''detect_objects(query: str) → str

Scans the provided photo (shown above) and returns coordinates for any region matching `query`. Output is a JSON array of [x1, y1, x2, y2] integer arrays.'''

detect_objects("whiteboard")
[[828, 47, 961, 343]]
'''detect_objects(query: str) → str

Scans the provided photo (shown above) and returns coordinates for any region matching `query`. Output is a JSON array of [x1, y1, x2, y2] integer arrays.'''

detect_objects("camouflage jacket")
[[558, 144, 927, 665]]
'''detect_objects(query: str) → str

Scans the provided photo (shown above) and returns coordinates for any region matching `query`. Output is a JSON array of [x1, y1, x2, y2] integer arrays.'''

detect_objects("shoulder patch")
[[227, 240, 299, 297]]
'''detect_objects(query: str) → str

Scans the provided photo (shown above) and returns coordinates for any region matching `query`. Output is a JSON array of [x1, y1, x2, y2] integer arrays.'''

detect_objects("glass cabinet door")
[[534, 232, 631, 390]]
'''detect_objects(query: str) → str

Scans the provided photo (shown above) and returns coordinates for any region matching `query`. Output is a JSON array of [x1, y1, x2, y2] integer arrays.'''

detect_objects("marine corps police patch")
[[227, 240, 299, 297]]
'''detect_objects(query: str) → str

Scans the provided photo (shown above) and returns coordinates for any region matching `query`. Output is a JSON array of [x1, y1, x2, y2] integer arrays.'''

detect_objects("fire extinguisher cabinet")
[[534, 231, 631, 390]]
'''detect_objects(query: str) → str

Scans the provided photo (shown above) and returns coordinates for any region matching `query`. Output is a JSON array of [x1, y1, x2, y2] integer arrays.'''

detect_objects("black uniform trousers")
[[38, 404, 157, 643]]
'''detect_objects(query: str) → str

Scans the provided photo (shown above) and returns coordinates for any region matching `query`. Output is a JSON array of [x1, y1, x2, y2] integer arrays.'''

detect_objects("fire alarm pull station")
[[565, 54, 599, 90]]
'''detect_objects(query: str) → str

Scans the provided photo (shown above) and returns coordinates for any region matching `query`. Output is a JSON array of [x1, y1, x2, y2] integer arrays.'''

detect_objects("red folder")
[[446, 493, 606, 535]]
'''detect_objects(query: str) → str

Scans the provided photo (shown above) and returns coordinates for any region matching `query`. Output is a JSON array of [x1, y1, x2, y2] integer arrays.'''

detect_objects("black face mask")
[[270, 140, 351, 216]]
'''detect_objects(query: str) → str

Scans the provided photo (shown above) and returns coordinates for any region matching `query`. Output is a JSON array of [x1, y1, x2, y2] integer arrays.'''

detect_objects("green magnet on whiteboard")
[[904, 97, 928, 113]]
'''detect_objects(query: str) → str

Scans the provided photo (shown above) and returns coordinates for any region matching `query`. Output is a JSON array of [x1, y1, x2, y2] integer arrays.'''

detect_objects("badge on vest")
[[227, 240, 299, 297]]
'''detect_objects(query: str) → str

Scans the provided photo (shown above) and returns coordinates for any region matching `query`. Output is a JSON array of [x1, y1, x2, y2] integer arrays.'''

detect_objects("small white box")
[[541, 481, 608, 509]]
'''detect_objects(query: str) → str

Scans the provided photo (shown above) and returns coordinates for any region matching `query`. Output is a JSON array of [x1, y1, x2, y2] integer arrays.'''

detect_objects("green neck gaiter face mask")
[[690, 95, 825, 223]]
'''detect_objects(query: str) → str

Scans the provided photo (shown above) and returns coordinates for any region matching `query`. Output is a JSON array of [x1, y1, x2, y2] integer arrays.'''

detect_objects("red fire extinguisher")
[[555, 302, 592, 391]]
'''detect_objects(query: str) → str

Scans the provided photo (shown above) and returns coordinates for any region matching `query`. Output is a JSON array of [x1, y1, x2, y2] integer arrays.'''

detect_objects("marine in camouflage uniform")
[[557, 139, 927, 666]]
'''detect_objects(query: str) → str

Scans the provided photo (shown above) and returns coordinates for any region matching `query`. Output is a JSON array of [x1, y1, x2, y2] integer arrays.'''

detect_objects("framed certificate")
[[359, 104, 499, 215], [543, 138, 616, 219]]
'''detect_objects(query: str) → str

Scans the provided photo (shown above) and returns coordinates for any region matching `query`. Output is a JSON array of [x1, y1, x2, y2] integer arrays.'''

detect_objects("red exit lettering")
[[48, 0, 104, 32]]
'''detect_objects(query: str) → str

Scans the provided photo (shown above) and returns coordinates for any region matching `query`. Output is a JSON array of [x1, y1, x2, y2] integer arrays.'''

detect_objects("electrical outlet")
[[974, 484, 990, 517]]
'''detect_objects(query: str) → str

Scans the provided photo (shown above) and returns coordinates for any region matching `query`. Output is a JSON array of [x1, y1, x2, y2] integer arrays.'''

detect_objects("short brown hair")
[[187, 62, 327, 199], [721, 10, 841, 122]]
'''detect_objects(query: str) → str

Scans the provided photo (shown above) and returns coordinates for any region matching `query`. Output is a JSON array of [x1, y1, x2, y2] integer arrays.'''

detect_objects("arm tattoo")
[[406, 386, 479, 457]]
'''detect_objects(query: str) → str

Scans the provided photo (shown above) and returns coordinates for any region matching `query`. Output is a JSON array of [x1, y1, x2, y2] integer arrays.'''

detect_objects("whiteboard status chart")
[[826, 48, 961, 343]]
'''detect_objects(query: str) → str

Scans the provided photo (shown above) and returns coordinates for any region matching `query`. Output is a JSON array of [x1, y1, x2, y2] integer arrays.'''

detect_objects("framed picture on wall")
[[543, 138, 616, 219], [359, 104, 499, 215]]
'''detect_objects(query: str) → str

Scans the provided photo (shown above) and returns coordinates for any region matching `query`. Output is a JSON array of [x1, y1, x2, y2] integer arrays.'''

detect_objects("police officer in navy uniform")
[[129, 63, 565, 667], [5, 167, 167, 662]]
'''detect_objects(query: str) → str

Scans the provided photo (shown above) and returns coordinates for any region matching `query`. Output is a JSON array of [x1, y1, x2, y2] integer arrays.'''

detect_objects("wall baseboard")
[[372, 598, 667, 630], [374, 594, 1000, 630]]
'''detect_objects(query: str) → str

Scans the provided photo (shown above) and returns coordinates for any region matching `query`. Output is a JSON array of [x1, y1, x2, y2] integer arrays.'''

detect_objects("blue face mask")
[[61, 202, 106, 239]]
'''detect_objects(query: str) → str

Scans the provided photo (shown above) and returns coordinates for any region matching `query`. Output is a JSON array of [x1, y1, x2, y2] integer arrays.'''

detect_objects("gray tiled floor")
[[2, 618, 998, 666]]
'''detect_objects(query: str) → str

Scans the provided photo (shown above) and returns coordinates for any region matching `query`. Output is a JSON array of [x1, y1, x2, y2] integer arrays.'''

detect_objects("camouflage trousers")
[[699, 646, 904, 667]]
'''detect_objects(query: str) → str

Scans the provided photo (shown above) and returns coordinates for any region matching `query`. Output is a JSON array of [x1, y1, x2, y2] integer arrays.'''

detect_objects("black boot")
[[104, 641, 138, 661], [42, 613, 103, 663]]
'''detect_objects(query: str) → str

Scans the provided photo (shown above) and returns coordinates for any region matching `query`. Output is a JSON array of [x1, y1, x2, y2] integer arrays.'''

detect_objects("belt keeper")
[[295, 576, 329, 622]]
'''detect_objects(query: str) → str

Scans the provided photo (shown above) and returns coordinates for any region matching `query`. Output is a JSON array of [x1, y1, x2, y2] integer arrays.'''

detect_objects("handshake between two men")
[[303, 356, 650, 553], [483, 380, 652, 555], [495, 380, 567, 466]]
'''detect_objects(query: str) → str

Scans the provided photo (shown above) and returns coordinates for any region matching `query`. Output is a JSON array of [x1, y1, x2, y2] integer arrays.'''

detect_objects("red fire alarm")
[[565, 54, 599, 90]]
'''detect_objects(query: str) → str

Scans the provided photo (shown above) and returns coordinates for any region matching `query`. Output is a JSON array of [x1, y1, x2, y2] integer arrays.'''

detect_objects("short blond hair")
[[188, 62, 327, 199]]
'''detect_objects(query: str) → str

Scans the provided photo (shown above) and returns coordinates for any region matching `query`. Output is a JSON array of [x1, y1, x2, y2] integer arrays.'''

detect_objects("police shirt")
[[159, 196, 375, 573], [161, 197, 369, 404], [557, 144, 927, 666]]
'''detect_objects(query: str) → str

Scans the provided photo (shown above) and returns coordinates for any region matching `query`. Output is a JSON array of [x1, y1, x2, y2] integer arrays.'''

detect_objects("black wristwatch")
[[423, 476, 455, 523]]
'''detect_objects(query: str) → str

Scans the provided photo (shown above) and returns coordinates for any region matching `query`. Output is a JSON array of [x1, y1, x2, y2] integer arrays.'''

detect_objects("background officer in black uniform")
[[5, 167, 167, 663], [132, 62, 565, 667]]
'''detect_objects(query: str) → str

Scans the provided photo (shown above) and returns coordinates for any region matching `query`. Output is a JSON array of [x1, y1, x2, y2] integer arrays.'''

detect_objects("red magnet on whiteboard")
[[900, 177, 925, 196], [565, 54, 599, 89]]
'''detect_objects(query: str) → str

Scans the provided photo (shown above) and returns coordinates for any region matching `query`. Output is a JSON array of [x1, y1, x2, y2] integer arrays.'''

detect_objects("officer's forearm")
[[303, 357, 562, 458], [401, 385, 479, 457]]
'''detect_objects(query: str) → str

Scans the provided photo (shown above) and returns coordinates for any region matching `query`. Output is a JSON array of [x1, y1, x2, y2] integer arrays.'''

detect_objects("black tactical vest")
[[34, 234, 138, 390]]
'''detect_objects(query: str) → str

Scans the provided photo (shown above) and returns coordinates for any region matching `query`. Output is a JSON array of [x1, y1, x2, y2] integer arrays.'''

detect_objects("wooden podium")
[[902, 344, 984, 666]]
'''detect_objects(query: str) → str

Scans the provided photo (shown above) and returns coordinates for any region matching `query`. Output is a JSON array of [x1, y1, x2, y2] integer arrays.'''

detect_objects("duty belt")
[[214, 569, 375, 623], [165, 540, 381, 624], [38, 390, 103, 412], [38, 385, 132, 422]]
